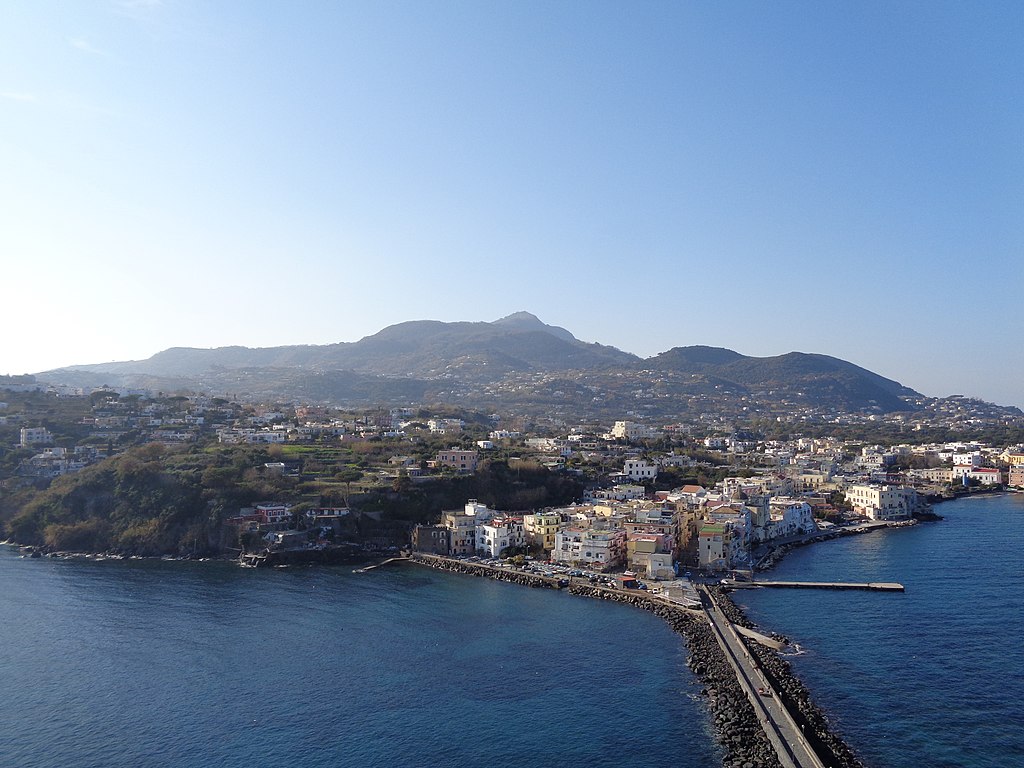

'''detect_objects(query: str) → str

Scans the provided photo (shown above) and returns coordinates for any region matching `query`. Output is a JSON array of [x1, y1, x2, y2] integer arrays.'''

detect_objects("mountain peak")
[[491, 311, 576, 342], [492, 311, 544, 326]]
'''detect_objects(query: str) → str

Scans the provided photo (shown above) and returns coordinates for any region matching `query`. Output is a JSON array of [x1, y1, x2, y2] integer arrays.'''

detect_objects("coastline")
[[410, 552, 864, 768], [754, 519, 918, 572]]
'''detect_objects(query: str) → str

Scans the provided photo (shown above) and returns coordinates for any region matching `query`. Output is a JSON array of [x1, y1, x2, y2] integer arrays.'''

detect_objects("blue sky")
[[2, 1, 1022, 407]]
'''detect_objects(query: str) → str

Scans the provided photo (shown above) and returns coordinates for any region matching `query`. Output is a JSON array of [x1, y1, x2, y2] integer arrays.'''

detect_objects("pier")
[[353, 556, 410, 573], [723, 579, 905, 592]]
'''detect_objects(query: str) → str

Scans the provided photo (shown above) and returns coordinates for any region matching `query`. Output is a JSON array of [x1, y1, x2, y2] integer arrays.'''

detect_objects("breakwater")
[[411, 554, 867, 768], [709, 587, 864, 768], [411, 554, 781, 768], [410, 553, 564, 588], [568, 584, 782, 768]]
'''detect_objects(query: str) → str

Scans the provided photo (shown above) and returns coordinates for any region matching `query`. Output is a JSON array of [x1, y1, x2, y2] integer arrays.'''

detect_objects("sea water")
[[736, 493, 1024, 768], [0, 550, 721, 768], [6, 495, 1020, 768]]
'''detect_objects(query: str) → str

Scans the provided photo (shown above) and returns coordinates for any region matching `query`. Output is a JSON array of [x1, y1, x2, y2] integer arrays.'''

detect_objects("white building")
[[764, 499, 817, 540], [957, 467, 1003, 485], [623, 459, 658, 482], [610, 421, 661, 441], [20, 427, 54, 447], [476, 516, 525, 557], [429, 418, 464, 434], [488, 430, 520, 440], [591, 484, 646, 501], [551, 527, 626, 569], [845, 485, 917, 521]]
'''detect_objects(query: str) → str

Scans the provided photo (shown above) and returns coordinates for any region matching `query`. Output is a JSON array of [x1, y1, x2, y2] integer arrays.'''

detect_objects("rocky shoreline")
[[708, 586, 865, 768], [410, 553, 564, 588], [567, 583, 782, 768], [413, 554, 791, 768], [756, 519, 918, 571], [412, 553, 868, 768]]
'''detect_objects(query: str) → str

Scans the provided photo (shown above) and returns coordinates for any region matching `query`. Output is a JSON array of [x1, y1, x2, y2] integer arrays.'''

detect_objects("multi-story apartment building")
[[610, 421, 661, 441], [552, 527, 626, 570], [623, 459, 658, 481], [476, 516, 524, 558], [20, 427, 54, 447], [844, 485, 917, 521], [441, 500, 492, 556], [523, 512, 561, 552], [698, 523, 730, 570]]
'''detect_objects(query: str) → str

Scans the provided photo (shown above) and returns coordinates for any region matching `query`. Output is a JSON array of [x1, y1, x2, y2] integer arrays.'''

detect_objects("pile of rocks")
[[711, 588, 864, 768], [412, 555, 559, 589], [568, 584, 782, 768]]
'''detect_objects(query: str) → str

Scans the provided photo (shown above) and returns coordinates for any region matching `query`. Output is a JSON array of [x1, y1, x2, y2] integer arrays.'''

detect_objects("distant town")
[[2, 377, 1021, 573]]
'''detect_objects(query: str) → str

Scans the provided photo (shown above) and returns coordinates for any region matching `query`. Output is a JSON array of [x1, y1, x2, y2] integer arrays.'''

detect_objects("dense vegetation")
[[0, 443, 581, 556]]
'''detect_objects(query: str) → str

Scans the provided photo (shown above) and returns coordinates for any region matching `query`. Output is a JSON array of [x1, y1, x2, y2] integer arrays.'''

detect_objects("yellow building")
[[523, 512, 561, 552]]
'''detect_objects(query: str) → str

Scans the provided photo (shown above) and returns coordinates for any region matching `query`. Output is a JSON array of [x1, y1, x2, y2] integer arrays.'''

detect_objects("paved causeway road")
[[698, 586, 827, 768]]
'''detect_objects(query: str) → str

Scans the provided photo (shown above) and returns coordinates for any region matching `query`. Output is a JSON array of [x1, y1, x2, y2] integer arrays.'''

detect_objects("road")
[[698, 585, 826, 768]]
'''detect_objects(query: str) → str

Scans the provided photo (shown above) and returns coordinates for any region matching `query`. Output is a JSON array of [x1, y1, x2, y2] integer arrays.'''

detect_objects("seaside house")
[[475, 516, 525, 558], [251, 502, 293, 528], [698, 523, 730, 571], [764, 499, 816, 540], [523, 511, 561, 553], [441, 500, 493, 556], [625, 533, 675, 579], [412, 525, 451, 556], [845, 485, 916, 521], [551, 527, 626, 570]]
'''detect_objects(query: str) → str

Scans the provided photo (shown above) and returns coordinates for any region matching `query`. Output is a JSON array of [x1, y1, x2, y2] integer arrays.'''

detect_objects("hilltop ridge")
[[37, 312, 922, 415]]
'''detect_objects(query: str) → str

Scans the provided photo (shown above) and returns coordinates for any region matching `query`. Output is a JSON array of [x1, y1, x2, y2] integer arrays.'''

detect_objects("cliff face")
[[5, 446, 212, 555], [0, 445, 582, 558]]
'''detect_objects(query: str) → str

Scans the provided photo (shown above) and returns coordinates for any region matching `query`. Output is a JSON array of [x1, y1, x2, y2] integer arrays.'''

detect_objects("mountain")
[[648, 348, 918, 413], [37, 313, 923, 414], [645, 345, 745, 369], [52, 312, 637, 382], [490, 311, 577, 342]]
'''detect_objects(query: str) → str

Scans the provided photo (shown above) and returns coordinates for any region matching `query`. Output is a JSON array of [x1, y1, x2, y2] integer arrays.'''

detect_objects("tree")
[[335, 467, 364, 507]]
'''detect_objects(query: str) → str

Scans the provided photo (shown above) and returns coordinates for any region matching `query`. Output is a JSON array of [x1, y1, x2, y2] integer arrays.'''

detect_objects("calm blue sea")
[[0, 548, 721, 768], [736, 492, 1024, 768], [4, 494, 1021, 768]]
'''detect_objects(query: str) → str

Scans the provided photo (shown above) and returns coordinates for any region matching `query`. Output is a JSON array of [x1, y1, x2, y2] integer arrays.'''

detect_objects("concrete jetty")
[[724, 580, 905, 592], [353, 556, 410, 573]]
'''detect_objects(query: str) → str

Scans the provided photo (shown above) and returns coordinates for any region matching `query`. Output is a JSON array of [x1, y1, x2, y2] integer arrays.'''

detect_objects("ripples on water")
[[0, 553, 721, 768], [737, 494, 1024, 768]]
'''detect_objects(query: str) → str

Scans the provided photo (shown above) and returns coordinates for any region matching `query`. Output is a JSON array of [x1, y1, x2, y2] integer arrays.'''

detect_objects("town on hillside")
[[1, 380, 1022, 572]]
